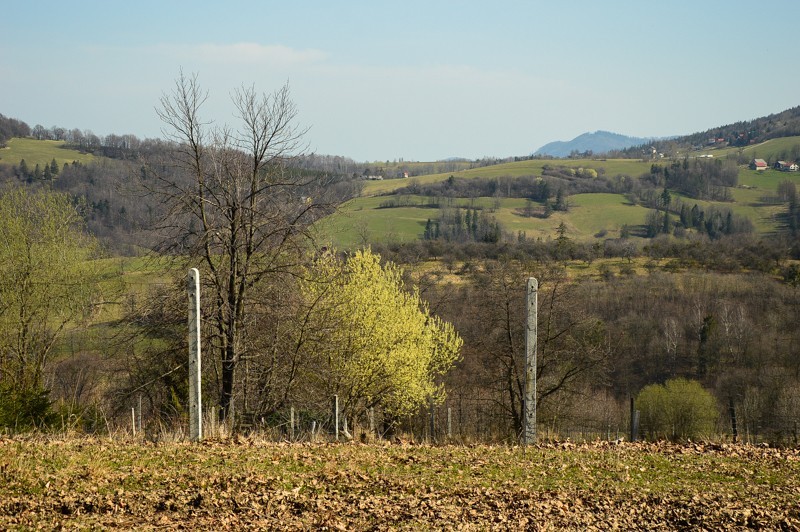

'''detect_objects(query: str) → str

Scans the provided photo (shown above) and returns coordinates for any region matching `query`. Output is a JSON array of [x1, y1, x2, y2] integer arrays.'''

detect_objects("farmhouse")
[[774, 160, 799, 172], [749, 158, 768, 171]]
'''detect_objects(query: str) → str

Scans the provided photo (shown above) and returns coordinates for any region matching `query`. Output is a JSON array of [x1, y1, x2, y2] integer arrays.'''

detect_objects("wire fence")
[[39, 333, 800, 447], [107, 390, 800, 447], [112, 393, 638, 445]]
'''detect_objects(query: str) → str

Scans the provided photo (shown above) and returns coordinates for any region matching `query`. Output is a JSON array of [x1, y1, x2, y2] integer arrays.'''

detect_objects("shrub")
[[637, 378, 718, 441], [0, 383, 53, 431]]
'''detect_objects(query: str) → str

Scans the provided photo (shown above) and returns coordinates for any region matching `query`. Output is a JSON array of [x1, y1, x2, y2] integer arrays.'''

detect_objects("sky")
[[2, 0, 799, 162]]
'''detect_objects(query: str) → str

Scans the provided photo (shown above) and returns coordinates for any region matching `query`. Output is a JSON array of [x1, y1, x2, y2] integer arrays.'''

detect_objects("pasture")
[[362, 158, 653, 196], [331, 141, 800, 247], [0, 138, 94, 168]]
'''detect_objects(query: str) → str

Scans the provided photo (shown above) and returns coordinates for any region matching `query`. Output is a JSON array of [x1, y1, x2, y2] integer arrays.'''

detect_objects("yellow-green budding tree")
[[297, 249, 462, 420]]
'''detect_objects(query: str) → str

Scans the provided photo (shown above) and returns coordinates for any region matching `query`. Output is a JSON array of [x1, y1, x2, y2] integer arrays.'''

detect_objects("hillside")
[[3, 104, 800, 253], [0, 138, 95, 169], [318, 138, 800, 247], [613, 105, 800, 158]]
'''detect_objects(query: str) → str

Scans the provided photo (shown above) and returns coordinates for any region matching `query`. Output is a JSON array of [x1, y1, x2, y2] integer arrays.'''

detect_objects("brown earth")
[[1, 437, 798, 530]]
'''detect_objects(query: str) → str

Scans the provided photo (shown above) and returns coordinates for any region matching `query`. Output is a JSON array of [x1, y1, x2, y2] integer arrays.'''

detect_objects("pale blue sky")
[[2, 0, 798, 161]]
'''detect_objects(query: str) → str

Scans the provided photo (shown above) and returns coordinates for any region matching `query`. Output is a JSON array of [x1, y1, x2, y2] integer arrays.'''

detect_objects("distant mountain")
[[534, 131, 653, 158]]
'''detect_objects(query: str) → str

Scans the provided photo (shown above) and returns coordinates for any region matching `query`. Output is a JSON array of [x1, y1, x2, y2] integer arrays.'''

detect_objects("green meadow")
[[362, 158, 654, 196], [322, 140, 800, 247], [317, 192, 655, 246], [0, 138, 94, 168]]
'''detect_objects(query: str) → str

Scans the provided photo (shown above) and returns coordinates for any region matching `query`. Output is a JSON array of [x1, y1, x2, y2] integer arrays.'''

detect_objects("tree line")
[[0, 113, 31, 147], [609, 105, 800, 158]]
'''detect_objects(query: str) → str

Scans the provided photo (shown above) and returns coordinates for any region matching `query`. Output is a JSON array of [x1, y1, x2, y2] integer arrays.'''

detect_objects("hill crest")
[[534, 131, 653, 158]]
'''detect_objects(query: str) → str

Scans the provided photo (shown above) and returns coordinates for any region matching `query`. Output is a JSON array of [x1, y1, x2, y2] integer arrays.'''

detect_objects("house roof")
[[753, 158, 767, 167]]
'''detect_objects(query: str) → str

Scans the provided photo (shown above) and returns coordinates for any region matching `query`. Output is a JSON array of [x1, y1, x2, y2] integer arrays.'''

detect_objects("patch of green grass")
[[739, 167, 800, 192], [0, 138, 94, 169], [566, 194, 650, 238], [318, 193, 656, 246], [50, 255, 177, 361], [739, 136, 800, 161], [362, 159, 653, 196]]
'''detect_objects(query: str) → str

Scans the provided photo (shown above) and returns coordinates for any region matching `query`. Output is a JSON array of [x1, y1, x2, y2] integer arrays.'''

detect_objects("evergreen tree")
[[455, 208, 465, 240], [424, 219, 434, 240], [555, 188, 567, 211], [660, 187, 672, 210], [470, 209, 478, 238], [18, 159, 29, 179], [693, 206, 704, 229]]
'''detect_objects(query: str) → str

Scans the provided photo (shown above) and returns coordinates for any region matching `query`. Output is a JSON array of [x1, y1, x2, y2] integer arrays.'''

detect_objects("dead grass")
[[1, 435, 798, 529]]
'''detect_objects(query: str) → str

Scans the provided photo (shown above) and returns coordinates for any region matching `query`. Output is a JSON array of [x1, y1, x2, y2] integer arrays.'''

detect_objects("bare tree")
[[149, 72, 335, 422], [438, 260, 611, 438]]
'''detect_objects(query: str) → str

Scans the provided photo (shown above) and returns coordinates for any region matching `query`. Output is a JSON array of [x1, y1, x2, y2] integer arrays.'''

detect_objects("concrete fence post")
[[447, 407, 452, 439], [188, 268, 202, 442], [523, 277, 538, 445], [333, 395, 339, 441], [429, 397, 436, 443]]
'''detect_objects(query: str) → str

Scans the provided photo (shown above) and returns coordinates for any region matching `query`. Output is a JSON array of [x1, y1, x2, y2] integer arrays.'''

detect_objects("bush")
[[637, 378, 718, 441], [0, 383, 53, 431]]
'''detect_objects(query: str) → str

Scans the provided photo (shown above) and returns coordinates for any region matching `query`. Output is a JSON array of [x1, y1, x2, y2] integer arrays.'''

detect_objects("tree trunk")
[[220, 346, 236, 422]]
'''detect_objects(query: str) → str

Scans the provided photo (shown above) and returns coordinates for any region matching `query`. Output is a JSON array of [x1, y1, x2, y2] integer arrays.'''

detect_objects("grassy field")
[[327, 143, 800, 247], [1, 437, 797, 529], [54, 255, 177, 360], [362, 158, 653, 196], [319, 186, 774, 247], [0, 138, 95, 168]]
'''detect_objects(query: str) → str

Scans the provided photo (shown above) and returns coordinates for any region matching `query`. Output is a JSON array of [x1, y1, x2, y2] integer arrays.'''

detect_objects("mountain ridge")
[[534, 130, 655, 158]]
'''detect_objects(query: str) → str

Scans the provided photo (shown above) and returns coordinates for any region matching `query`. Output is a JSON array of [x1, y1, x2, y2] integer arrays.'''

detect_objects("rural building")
[[750, 158, 768, 171], [774, 160, 799, 172]]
